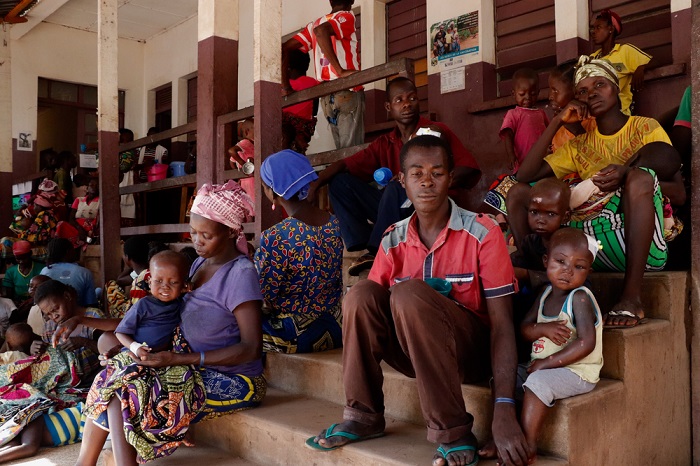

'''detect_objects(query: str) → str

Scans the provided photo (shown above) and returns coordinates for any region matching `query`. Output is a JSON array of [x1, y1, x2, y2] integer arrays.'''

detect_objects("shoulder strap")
[[564, 286, 601, 326]]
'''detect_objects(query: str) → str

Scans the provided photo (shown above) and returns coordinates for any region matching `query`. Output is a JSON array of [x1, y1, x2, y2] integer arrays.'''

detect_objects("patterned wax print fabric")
[[84, 348, 205, 464], [567, 167, 667, 272], [0, 347, 85, 447], [42, 307, 105, 376], [85, 328, 265, 463], [10, 209, 59, 245], [255, 216, 344, 353], [105, 269, 151, 318]]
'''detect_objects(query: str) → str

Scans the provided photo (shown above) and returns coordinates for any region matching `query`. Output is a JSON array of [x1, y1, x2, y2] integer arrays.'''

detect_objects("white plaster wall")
[[11, 21, 145, 140], [143, 16, 198, 132]]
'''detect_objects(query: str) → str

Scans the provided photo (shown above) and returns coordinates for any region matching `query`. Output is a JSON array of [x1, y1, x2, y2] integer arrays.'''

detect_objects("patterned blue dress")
[[254, 216, 344, 353]]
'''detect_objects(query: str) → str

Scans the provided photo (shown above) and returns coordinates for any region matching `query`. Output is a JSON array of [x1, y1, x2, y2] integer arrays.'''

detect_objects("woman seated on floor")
[[256, 150, 343, 353], [54, 180, 266, 466], [506, 55, 685, 329]]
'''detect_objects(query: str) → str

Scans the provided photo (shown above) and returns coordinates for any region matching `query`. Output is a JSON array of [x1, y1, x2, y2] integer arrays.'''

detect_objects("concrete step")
[[264, 349, 624, 461], [601, 318, 670, 380], [101, 443, 258, 466], [588, 271, 688, 321], [196, 387, 568, 466]]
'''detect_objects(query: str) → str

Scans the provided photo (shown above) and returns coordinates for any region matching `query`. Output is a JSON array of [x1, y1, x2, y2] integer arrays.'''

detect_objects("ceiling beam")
[[3, 0, 34, 23], [10, 0, 71, 40]]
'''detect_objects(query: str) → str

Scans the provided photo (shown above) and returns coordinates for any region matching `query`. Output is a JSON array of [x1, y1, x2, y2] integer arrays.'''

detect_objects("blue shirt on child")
[[115, 295, 181, 349]]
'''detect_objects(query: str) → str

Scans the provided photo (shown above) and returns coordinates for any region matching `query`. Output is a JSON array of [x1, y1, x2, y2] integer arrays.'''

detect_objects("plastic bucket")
[[170, 161, 186, 177], [147, 164, 169, 182]]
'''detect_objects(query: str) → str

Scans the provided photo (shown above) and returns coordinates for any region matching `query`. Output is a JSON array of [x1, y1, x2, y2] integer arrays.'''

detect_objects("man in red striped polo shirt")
[[282, 1, 364, 149], [307, 135, 530, 466]]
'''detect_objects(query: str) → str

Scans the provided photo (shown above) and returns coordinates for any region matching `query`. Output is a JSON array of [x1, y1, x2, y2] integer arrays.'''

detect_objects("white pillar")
[[98, 0, 119, 133], [198, 0, 238, 42], [358, 0, 387, 91], [253, 0, 281, 84], [671, 0, 691, 12], [555, 0, 590, 42], [253, 0, 283, 232]]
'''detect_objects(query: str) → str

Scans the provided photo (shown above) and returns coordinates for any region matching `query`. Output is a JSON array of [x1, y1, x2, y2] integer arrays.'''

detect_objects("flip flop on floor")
[[305, 423, 385, 451], [604, 309, 647, 329], [436, 445, 479, 466]]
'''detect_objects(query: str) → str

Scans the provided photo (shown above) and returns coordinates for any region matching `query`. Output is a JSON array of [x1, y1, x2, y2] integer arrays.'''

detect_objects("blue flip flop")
[[436, 444, 479, 465], [305, 423, 385, 451]]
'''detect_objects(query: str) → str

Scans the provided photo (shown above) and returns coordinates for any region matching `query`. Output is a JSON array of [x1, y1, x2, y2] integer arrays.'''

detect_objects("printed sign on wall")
[[428, 11, 479, 73], [17, 132, 33, 151]]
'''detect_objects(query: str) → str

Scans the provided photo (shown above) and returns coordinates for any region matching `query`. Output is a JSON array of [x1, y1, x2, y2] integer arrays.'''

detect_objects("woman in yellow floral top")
[[255, 150, 343, 353]]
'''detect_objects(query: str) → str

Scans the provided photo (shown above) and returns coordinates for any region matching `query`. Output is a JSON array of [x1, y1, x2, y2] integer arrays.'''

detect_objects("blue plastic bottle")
[[373, 167, 393, 188]]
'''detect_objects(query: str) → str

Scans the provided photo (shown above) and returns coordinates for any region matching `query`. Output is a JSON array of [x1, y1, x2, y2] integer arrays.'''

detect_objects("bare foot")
[[432, 433, 478, 466], [478, 439, 496, 459], [605, 299, 645, 327], [182, 429, 195, 447], [311, 419, 385, 449]]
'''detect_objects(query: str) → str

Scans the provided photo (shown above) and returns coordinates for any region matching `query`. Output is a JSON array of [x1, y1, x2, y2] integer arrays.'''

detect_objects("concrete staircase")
[[102, 271, 691, 465], [191, 271, 691, 465]]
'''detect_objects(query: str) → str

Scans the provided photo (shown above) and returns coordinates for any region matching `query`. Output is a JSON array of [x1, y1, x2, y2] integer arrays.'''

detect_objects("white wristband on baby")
[[129, 341, 145, 354]]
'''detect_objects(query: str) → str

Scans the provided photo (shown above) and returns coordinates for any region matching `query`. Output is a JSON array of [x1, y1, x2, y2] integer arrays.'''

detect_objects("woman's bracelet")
[[199, 351, 206, 368], [495, 397, 516, 405]]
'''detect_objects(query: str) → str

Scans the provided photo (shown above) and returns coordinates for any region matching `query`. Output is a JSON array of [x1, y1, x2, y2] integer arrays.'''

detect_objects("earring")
[[271, 203, 276, 211]]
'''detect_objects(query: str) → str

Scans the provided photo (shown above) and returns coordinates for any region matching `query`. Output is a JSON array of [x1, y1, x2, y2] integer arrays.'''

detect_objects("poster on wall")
[[428, 11, 479, 73], [17, 132, 32, 151]]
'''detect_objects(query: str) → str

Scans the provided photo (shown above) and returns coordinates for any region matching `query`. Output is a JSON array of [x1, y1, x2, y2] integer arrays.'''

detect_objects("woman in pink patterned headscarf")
[[75, 179, 266, 464], [188, 179, 254, 256]]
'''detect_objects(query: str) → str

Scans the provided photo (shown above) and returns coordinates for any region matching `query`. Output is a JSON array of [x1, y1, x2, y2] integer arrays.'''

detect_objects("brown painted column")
[[671, 1, 691, 66], [97, 0, 121, 284], [689, 2, 699, 463], [0, 27, 12, 237], [196, 0, 239, 188], [253, 0, 284, 233]]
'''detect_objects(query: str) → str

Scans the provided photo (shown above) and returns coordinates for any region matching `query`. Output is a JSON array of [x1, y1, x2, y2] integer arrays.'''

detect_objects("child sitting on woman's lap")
[[115, 250, 189, 359], [518, 228, 603, 460]]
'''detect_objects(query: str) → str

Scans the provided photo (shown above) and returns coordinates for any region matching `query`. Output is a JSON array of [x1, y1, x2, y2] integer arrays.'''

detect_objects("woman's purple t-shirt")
[[181, 255, 263, 377]]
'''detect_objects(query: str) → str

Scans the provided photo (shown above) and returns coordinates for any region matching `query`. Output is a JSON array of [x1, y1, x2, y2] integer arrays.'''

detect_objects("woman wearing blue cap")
[[256, 150, 343, 353]]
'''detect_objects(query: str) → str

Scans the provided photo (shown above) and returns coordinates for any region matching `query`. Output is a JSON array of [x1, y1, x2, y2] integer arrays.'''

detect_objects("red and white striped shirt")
[[293, 11, 360, 83]]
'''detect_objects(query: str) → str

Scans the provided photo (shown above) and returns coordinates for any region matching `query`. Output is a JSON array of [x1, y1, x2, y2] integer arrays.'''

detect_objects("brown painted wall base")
[[12, 138, 37, 179], [672, 8, 691, 66], [253, 79, 285, 233], [196, 35, 239, 189], [556, 37, 589, 64], [0, 172, 12, 237], [98, 129, 121, 284], [364, 88, 388, 128]]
